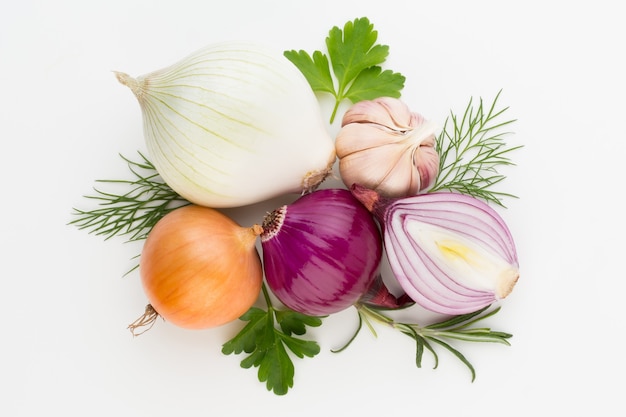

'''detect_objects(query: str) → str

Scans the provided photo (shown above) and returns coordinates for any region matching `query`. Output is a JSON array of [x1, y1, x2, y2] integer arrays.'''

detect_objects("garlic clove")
[[335, 122, 409, 156], [412, 127, 439, 191], [339, 141, 423, 196]]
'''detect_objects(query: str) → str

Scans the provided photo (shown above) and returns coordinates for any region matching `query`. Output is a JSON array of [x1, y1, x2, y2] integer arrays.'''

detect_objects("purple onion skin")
[[351, 183, 519, 315], [261, 189, 407, 316]]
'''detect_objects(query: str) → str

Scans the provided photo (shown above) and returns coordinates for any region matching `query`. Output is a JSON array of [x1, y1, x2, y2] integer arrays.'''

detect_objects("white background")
[[2, 0, 624, 415]]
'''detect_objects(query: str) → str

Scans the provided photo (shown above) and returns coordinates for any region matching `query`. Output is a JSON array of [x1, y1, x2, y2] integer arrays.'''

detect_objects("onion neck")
[[350, 183, 379, 211], [115, 71, 147, 101], [350, 183, 394, 225], [358, 274, 414, 310]]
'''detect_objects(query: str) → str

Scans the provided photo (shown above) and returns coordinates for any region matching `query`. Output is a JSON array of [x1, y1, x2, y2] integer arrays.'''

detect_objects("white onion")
[[115, 41, 336, 208]]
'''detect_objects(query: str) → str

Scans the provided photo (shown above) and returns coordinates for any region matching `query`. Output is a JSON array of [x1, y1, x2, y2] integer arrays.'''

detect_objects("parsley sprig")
[[285, 17, 406, 123], [336, 304, 511, 382], [222, 283, 323, 395], [429, 90, 522, 206]]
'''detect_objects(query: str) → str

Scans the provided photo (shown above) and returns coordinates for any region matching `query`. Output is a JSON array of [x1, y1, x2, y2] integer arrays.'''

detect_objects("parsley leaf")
[[222, 284, 323, 395], [285, 17, 405, 123], [275, 309, 323, 336]]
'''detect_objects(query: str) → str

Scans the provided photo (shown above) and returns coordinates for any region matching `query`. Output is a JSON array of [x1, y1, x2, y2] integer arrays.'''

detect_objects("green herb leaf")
[[427, 337, 476, 382], [325, 17, 389, 87], [277, 333, 321, 359], [257, 342, 294, 394], [221, 307, 268, 355], [283, 50, 335, 95], [343, 66, 406, 103], [275, 310, 324, 336], [222, 284, 322, 395], [285, 17, 405, 123], [430, 90, 523, 206]]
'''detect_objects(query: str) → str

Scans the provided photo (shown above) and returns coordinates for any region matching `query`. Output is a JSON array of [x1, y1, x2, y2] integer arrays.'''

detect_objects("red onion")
[[351, 184, 519, 315], [260, 188, 410, 316]]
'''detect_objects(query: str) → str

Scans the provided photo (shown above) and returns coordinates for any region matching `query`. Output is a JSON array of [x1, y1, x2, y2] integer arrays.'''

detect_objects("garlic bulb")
[[115, 41, 336, 208], [335, 97, 439, 197]]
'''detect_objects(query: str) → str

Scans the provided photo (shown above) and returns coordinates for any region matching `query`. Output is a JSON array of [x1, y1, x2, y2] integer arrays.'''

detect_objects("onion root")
[[128, 304, 161, 337]]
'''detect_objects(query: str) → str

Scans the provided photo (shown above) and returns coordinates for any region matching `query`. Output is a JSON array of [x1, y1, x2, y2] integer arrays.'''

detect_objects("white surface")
[[2, 1, 624, 415]]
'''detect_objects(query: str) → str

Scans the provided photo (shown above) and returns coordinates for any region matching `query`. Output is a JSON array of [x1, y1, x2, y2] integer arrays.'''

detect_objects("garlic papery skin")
[[115, 41, 336, 208], [335, 97, 439, 198]]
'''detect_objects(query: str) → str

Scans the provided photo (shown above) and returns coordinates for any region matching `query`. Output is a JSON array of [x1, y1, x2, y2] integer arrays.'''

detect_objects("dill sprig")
[[69, 152, 188, 241], [429, 90, 522, 206]]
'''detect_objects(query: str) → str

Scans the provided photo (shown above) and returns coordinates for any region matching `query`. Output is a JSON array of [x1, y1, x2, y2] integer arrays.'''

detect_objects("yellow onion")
[[134, 205, 263, 331], [336, 97, 439, 197]]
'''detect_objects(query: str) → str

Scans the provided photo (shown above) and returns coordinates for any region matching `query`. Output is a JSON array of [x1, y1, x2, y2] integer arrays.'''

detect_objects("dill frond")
[[430, 90, 522, 206], [69, 152, 188, 241]]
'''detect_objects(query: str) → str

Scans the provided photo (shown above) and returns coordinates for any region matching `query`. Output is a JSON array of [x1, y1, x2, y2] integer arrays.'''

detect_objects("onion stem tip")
[[113, 71, 144, 98]]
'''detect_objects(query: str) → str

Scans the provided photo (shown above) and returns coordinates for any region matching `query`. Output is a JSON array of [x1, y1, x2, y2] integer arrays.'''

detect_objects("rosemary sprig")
[[69, 152, 189, 242], [430, 90, 522, 206], [338, 304, 511, 381]]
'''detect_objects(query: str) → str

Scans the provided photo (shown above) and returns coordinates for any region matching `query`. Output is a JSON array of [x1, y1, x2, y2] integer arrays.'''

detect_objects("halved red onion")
[[260, 188, 410, 316], [351, 184, 520, 315]]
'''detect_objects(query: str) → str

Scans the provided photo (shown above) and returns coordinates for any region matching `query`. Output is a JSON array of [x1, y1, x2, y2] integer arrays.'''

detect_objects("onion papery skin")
[[116, 41, 336, 208], [140, 205, 263, 329], [260, 189, 387, 316], [351, 184, 520, 315]]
